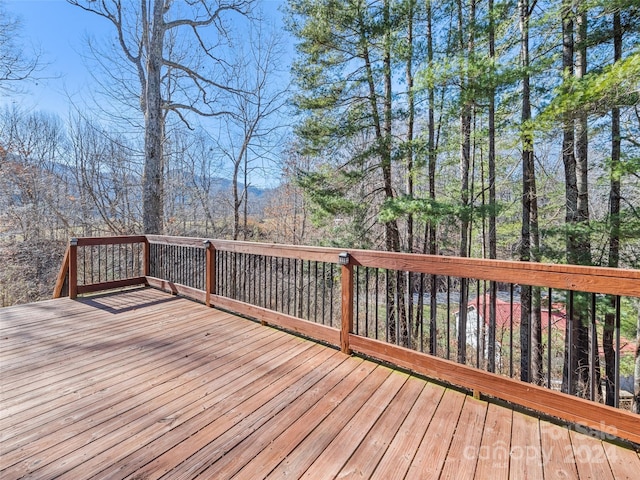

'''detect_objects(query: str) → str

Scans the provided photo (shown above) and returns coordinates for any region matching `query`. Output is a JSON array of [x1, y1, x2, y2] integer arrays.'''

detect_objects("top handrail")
[[347, 249, 640, 297], [74, 235, 147, 246], [62, 235, 640, 297]]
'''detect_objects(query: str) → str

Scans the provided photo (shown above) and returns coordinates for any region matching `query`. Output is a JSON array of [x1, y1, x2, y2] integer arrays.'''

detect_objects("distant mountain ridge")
[[2, 156, 272, 199]]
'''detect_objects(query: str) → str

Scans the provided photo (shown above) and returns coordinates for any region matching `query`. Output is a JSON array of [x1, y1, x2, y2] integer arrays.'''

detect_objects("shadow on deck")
[[1, 288, 639, 479]]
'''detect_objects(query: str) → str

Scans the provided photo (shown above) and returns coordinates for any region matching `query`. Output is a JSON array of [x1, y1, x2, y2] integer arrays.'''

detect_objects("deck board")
[[570, 428, 615, 480], [404, 387, 464, 480], [261, 365, 393, 479], [370, 380, 447, 480], [333, 375, 425, 479], [539, 420, 579, 479], [1, 288, 638, 480], [439, 396, 487, 480], [474, 403, 512, 479], [509, 410, 544, 479]]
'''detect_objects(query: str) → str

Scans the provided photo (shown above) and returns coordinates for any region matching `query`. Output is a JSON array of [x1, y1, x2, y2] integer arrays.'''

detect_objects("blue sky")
[[5, 0, 290, 117], [5, 0, 112, 115]]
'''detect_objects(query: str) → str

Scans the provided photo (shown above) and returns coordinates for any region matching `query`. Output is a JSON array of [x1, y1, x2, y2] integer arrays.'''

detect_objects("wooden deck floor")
[[1, 288, 639, 480]]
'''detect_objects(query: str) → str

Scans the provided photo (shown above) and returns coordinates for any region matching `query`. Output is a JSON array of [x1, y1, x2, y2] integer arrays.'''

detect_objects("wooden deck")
[[1, 288, 638, 479]]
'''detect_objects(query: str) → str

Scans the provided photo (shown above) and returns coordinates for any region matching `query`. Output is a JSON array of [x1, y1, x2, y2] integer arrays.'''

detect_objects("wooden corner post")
[[340, 252, 353, 354], [204, 240, 215, 307], [143, 237, 151, 278], [53, 246, 70, 298], [69, 238, 78, 300]]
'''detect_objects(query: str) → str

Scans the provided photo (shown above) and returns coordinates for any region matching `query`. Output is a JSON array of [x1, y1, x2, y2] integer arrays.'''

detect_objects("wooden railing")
[[55, 236, 148, 299], [54, 235, 640, 445]]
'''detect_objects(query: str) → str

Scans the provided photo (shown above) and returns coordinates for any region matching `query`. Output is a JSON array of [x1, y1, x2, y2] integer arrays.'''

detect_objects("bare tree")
[[0, 107, 68, 240], [263, 144, 314, 245], [0, 107, 69, 306], [67, 113, 141, 235], [0, 0, 44, 93], [215, 22, 288, 240], [68, 0, 254, 234], [163, 126, 229, 236]]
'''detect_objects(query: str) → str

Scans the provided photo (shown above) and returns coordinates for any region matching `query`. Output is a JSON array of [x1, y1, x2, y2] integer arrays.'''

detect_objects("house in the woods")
[[455, 293, 635, 370]]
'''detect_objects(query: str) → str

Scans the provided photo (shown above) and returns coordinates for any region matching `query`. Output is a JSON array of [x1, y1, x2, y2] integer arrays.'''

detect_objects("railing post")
[[53, 246, 70, 298], [143, 237, 151, 278], [69, 238, 78, 300], [204, 240, 215, 307], [339, 252, 353, 354]]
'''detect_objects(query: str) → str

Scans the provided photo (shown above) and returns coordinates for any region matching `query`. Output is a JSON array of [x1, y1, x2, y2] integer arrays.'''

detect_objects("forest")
[[286, 0, 640, 266]]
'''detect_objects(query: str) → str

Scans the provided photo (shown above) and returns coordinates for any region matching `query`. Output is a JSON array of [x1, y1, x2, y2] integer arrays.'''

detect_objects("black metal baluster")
[[509, 284, 514, 378], [82, 246, 86, 285], [306, 260, 311, 320], [446, 276, 451, 360], [321, 262, 327, 325], [364, 267, 370, 338], [293, 258, 298, 317], [286, 258, 291, 316], [482, 280, 488, 369], [329, 263, 334, 327], [259, 254, 263, 307], [271, 257, 278, 310], [221, 250, 225, 297], [385, 269, 390, 343], [476, 279, 481, 368], [547, 288, 553, 389], [100, 245, 104, 283], [182, 246, 186, 286], [590, 293, 597, 401], [355, 266, 360, 336], [568, 290, 575, 395], [91, 245, 96, 284], [614, 295, 621, 408], [396, 270, 401, 346], [375, 268, 379, 340], [167, 245, 172, 283], [255, 254, 259, 304], [314, 261, 318, 323], [418, 272, 424, 354], [201, 248, 206, 290], [407, 270, 413, 350], [269, 256, 274, 309]]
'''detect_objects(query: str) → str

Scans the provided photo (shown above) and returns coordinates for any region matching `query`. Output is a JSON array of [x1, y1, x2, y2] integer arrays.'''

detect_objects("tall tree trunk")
[[426, 0, 438, 355], [382, 0, 400, 254], [360, 0, 405, 345], [384, 0, 406, 345], [519, 0, 533, 382], [456, 0, 475, 365], [518, 0, 543, 385], [233, 157, 241, 240], [405, 0, 416, 348], [574, 1, 592, 396], [605, 10, 623, 406], [406, 0, 415, 253], [561, 0, 579, 394], [142, 0, 166, 234], [575, 7, 590, 266], [243, 148, 249, 240], [487, 0, 497, 372]]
